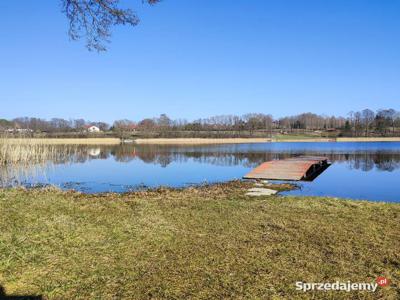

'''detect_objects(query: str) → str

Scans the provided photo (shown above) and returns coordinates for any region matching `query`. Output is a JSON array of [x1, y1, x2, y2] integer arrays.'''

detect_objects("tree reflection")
[[66, 144, 400, 172], [2, 144, 400, 187]]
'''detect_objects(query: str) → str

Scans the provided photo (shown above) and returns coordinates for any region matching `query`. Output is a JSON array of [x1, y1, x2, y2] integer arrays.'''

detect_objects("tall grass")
[[0, 138, 75, 166], [0, 136, 82, 186], [1, 137, 120, 145]]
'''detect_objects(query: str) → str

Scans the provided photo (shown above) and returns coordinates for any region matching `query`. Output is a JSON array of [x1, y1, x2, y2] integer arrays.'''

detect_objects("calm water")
[[2, 142, 400, 202]]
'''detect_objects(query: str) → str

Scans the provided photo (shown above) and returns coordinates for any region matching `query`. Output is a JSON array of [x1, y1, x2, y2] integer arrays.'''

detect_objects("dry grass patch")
[[0, 182, 399, 299], [337, 137, 400, 142], [1, 138, 120, 145], [133, 138, 271, 144]]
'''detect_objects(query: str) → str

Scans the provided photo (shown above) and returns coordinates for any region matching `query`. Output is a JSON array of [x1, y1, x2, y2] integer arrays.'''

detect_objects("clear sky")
[[1, 0, 399, 123]]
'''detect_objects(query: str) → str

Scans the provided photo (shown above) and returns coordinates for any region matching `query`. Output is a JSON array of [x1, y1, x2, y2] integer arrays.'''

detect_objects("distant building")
[[86, 125, 101, 133], [17, 128, 34, 133], [88, 148, 101, 157], [4, 128, 33, 133]]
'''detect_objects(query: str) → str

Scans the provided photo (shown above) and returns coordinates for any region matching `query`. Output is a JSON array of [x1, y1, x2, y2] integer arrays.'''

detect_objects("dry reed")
[[2, 137, 120, 145], [0, 137, 82, 185]]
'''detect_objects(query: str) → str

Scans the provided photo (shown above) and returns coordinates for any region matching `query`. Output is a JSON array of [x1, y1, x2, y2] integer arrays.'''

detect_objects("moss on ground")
[[0, 182, 399, 299]]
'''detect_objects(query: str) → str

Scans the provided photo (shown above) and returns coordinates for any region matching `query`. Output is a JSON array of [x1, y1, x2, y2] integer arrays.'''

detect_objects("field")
[[0, 182, 399, 299], [336, 137, 400, 142], [134, 136, 400, 144], [272, 134, 331, 142], [133, 138, 272, 144]]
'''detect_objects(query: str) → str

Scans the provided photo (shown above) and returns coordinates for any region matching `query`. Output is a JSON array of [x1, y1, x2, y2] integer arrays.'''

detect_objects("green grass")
[[0, 182, 399, 299], [273, 134, 324, 141]]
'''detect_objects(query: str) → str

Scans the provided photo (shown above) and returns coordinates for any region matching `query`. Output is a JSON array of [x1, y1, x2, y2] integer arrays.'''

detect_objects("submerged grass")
[[0, 181, 399, 299]]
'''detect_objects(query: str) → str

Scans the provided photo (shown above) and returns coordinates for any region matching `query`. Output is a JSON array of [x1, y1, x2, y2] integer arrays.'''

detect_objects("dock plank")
[[243, 156, 329, 181]]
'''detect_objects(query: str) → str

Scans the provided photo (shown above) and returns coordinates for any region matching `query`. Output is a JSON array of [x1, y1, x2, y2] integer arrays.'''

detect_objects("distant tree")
[[73, 119, 87, 131], [157, 114, 172, 131], [353, 111, 363, 136], [0, 119, 13, 131], [113, 119, 136, 131], [394, 112, 400, 130], [386, 109, 398, 134], [344, 120, 351, 131], [137, 118, 156, 131], [50, 118, 72, 132], [243, 114, 262, 135], [4, 108, 400, 137], [113, 119, 136, 139], [361, 109, 375, 137], [62, 0, 160, 51]]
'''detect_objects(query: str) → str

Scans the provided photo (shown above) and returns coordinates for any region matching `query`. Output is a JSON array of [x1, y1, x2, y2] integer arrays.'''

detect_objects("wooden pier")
[[243, 156, 330, 181]]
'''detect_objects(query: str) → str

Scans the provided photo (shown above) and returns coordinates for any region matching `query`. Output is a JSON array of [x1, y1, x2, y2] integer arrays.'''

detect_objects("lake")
[[1, 142, 400, 202]]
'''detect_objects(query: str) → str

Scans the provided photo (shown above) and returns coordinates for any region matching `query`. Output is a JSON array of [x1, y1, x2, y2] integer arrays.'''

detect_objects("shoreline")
[[336, 137, 400, 142], [132, 138, 272, 144], [133, 137, 400, 144], [0, 138, 121, 145], [1, 136, 400, 145]]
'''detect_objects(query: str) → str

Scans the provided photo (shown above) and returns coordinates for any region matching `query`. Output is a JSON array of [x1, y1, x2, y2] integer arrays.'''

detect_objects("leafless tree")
[[5, 108, 399, 137], [137, 118, 156, 131], [62, 0, 160, 51], [361, 109, 375, 137]]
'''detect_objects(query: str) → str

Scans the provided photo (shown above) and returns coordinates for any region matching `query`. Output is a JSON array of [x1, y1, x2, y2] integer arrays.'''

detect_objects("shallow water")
[[1, 142, 400, 202]]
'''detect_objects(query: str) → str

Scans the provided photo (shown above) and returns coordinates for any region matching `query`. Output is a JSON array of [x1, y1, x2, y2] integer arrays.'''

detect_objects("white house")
[[87, 125, 101, 133], [88, 148, 101, 157]]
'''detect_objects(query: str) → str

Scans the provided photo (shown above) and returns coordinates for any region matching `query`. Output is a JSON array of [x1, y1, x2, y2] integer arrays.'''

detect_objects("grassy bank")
[[135, 137, 400, 144], [336, 137, 400, 142], [133, 138, 272, 144], [274, 136, 400, 142], [0, 182, 399, 299], [272, 134, 326, 141]]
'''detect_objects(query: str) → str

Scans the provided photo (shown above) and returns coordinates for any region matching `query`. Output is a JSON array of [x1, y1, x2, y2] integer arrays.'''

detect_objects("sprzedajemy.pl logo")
[[296, 277, 390, 292]]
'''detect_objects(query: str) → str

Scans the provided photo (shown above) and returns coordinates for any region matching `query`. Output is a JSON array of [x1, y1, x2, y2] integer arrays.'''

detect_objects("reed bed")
[[0, 137, 83, 186], [1, 138, 73, 165], [2, 137, 120, 145]]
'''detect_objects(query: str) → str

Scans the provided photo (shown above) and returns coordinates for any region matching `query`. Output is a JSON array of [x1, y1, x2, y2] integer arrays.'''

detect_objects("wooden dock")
[[243, 156, 330, 181]]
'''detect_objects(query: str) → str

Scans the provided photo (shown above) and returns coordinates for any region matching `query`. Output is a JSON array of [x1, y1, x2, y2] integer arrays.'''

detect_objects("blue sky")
[[1, 0, 399, 122]]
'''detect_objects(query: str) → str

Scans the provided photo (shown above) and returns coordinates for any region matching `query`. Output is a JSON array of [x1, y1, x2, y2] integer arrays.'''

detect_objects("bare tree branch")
[[62, 0, 160, 51]]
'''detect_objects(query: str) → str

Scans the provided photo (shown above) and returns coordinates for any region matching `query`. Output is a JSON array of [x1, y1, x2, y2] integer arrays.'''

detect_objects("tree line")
[[1, 108, 399, 137]]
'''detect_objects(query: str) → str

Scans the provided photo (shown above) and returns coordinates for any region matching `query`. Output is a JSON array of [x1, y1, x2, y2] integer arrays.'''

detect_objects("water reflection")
[[1, 142, 400, 201], [22, 143, 399, 171]]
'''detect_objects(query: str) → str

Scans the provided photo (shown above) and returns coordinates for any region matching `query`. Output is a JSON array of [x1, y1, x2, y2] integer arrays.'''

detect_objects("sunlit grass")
[[1, 137, 120, 145], [0, 181, 399, 299], [134, 138, 272, 144]]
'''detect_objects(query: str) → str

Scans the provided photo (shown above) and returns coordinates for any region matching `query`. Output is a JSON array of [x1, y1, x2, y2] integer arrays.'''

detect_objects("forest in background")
[[1, 108, 399, 138]]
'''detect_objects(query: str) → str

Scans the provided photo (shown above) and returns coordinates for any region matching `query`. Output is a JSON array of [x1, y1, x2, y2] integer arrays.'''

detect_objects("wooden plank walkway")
[[243, 156, 330, 181]]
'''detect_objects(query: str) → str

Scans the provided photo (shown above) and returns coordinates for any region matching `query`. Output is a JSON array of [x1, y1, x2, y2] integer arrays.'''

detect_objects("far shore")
[[133, 137, 400, 144], [1, 136, 400, 145], [132, 138, 272, 144], [336, 137, 400, 142], [0, 138, 121, 145]]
